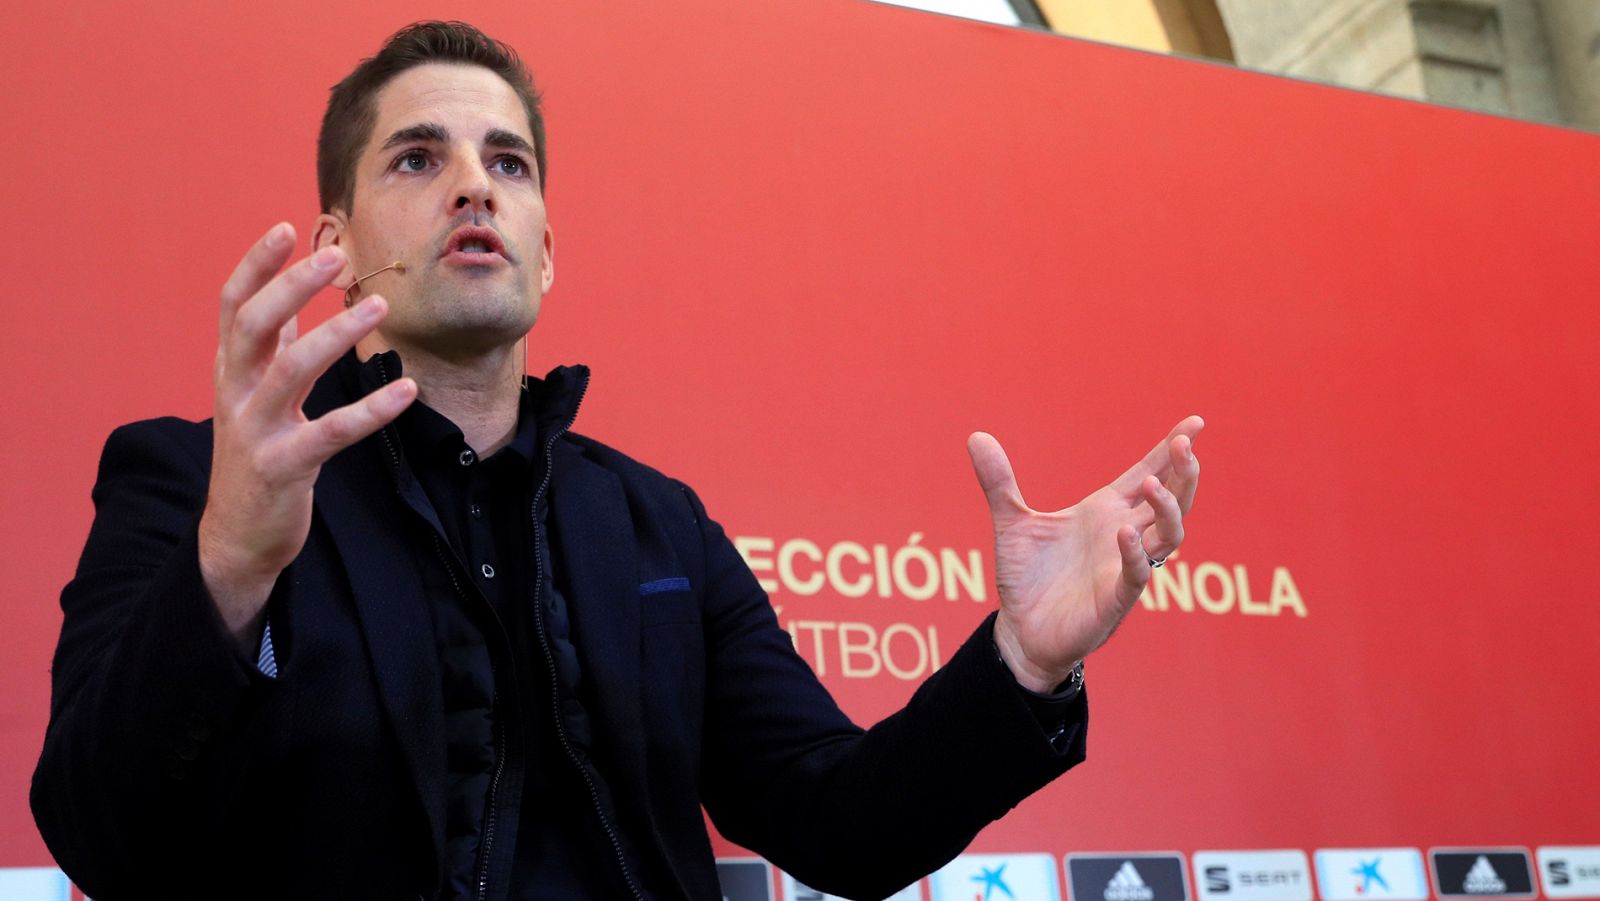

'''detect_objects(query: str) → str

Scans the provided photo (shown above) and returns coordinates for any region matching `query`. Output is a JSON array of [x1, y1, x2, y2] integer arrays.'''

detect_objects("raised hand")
[[198, 223, 417, 646], [968, 417, 1204, 692]]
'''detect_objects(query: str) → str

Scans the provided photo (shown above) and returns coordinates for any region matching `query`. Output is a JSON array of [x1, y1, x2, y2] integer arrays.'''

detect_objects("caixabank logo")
[[1429, 849, 1535, 900], [1314, 848, 1429, 901], [1066, 853, 1190, 901], [0, 868, 71, 901], [1192, 850, 1312, 901], [1538, 846, 1600, 900], [931, 853, 1059, 901]]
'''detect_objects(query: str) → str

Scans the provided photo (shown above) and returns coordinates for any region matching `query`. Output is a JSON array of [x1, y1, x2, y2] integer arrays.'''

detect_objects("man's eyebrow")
[[380, 122, 450, 151], [484, 128, 536, 156]]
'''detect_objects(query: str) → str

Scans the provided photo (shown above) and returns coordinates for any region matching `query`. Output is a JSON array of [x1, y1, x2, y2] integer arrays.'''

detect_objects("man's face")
[[317, 62, 554, 358]]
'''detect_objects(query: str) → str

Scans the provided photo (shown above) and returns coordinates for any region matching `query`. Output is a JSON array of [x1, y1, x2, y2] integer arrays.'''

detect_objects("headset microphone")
[[343, 261, 407, 308]]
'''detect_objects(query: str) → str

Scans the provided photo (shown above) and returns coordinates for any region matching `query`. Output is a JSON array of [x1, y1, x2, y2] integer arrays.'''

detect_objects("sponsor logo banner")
[[1193, 850, 1312, 901], [1539, 846, 1600, 900], [0, 869, 71, 901], [1430, 849, 1535, 899], [716, 858, 773, 901], [1314, 849, 1429, 901], [931, 853, 1060, 901], [1067, 853, 1190, 901], [781, 871, 921, 901]]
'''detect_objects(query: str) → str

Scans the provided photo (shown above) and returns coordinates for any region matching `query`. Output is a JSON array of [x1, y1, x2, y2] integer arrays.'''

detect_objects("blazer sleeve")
[[31, 418, 278, 894], [684, 484, 1087, 901]]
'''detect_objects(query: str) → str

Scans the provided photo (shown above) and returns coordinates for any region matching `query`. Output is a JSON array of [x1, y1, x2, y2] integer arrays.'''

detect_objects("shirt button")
[[469, 504, 483, 519], [481, 563, 496, 579], [458, 449, 476, 466]]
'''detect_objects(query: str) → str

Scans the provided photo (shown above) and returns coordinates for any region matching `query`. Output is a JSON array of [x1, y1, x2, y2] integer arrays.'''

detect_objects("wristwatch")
[[1043, 660, 1085, 753], [1058, 659, 1085, 696]]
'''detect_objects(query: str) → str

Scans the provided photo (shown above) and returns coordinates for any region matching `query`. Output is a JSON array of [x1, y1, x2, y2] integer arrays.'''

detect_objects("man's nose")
[[450, 156, 496, 217]]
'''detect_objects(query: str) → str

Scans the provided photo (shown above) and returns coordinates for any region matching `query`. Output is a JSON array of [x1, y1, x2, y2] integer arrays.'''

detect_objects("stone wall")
[[1213, 0, 1600, 131]]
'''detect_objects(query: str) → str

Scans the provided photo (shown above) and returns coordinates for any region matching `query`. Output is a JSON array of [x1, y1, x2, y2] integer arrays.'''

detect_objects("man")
[[32, 21, 1202, 901]]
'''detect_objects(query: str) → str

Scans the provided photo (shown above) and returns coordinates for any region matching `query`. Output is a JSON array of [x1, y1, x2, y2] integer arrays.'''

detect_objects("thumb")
[[967, 431, 1025, 515]]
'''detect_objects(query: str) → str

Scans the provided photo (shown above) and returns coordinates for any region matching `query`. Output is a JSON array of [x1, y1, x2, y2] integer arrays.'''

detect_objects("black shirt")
[[380, 353, 1078, 900], [384, 359, 617, 900]]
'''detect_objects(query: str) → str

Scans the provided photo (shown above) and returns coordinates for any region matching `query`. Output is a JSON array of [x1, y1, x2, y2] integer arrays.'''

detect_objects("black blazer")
[[32, 361, 1086, 901]]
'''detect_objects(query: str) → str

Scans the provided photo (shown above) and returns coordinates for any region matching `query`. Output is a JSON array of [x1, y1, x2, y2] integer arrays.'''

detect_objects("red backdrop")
[[2, 0, 1597, 896]]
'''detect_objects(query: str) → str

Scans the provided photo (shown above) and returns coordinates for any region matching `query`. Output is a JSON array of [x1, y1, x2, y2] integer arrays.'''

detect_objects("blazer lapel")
[[549, 441, 698, 901], [306, 366, 446, 881], [549, 444, 646, 782]]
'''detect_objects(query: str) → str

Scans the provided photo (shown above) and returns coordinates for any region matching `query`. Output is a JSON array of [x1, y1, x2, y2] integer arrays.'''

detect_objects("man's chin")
[[385, 316, 536, 360]]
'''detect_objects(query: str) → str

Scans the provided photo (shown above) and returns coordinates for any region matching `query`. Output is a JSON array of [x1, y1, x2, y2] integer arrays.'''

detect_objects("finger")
[[1137, 474, 1185, 561], [1116, 524, 1152, 605], [278, 377, 418, 469], [967, 431, 1027, 515], [1164, 432, 1201, 515], [220, 223, 295, 340], [225, 245, 348, 376], [276, 316, 298, 356], [251, 296, 388, 417], [1112, 415, 1205, 495]]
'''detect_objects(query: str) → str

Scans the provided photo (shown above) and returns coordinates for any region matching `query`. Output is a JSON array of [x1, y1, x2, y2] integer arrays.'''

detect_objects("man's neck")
[[361, 337, 524, 456]]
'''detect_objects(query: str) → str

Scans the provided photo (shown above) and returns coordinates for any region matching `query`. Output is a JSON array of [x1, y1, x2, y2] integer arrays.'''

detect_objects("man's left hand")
[[968, 416, 1204, 693]]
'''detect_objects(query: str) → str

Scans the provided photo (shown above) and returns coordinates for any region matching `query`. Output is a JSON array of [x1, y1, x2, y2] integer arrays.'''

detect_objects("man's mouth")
[[443, 226, 511, 261]]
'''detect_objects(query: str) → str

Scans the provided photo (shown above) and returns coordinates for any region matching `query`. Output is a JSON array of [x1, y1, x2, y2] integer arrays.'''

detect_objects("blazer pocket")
[[638, 579, 701, 627]]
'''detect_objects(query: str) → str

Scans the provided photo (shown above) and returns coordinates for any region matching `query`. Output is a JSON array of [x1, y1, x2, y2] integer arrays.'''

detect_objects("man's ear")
[[540, 223, 555, 294], [311, 212, 356, 291]]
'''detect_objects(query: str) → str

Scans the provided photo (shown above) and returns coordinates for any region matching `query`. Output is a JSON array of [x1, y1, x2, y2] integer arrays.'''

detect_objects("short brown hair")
[[316, 21, 547, 214]]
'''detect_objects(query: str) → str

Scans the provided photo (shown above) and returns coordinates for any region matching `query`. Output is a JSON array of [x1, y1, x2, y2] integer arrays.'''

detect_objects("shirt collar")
[[343, 349, 589, 471]]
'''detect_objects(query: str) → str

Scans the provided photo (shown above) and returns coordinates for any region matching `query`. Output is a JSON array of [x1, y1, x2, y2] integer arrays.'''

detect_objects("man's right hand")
[[198, 223, 417, 649]]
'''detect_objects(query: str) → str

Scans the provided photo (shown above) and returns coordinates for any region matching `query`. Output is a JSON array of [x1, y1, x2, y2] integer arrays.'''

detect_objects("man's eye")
[[494, 156, 528, 177], [396, 151, 429, 172]]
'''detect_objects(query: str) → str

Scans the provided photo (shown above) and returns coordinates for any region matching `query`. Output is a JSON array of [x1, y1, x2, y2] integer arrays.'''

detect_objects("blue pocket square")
[[639, 577, 690, 596]]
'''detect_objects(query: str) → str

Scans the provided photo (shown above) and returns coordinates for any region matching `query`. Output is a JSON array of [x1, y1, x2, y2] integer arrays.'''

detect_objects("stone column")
[[1538, 0, 1600, 130], [1217, 0, 1593, 129]]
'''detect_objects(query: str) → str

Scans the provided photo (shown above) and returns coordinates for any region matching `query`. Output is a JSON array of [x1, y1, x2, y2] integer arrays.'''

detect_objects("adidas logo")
[[1463, 857, 1507, 894], [1106, 861, 1157, 901]]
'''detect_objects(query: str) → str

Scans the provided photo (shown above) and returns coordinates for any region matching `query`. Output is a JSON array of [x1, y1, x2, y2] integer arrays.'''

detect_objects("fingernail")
[[312, 247, 342, 271], [356, 297, 385, 321], [268, 223, 290, 247]]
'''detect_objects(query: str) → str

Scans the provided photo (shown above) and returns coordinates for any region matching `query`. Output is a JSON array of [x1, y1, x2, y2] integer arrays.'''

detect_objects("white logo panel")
[[930, 853, 1060, 901], [1193, 851, 1312, 901], [781, 871, 921, 900], [0, 868, 71, 901], [1314, 849, 1428, 901], [1539, 847, 1600, 900]]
